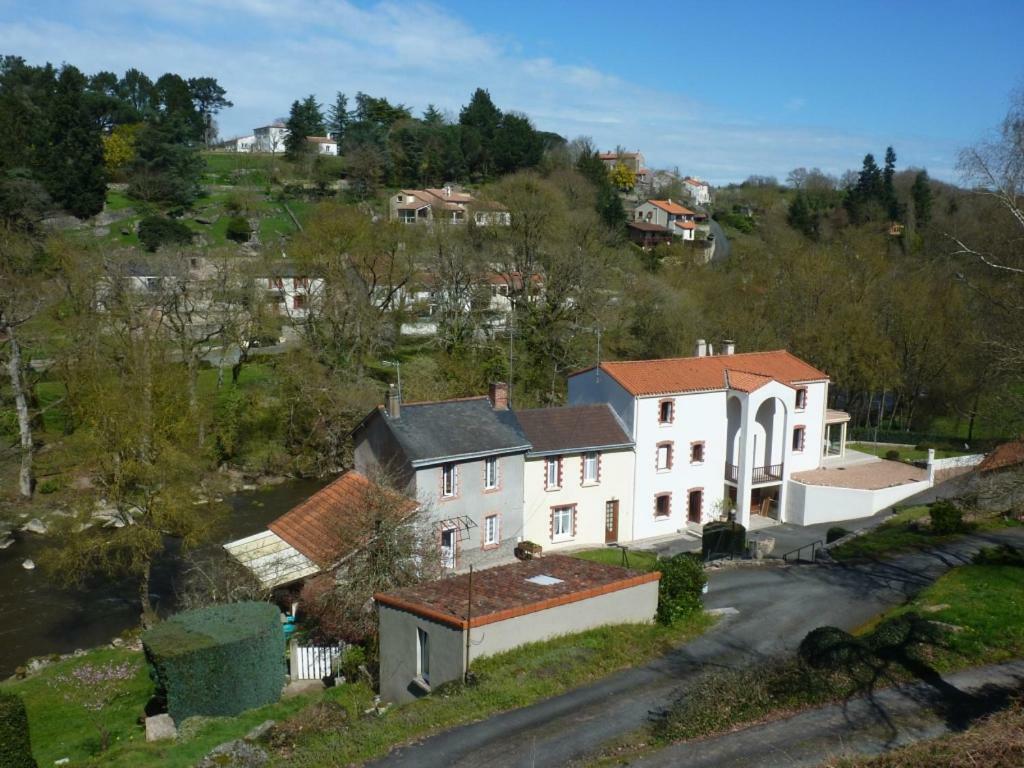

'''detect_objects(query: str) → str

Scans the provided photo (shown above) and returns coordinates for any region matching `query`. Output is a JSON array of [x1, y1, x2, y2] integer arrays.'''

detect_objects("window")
[[416, 627, 430, 684], [294, 276, 309, 290], [484, 514, 499, 546], [655, 493, 671, 519], [690, 442, 705, 463], [582, 452, 599, 484], [484, 457, 499, 490], [792, 426, 806, 452], [441, 463, 457, 497], [545, 456, 561, 490], [292, 294, 306, 309], [656, 442, 673, 471], [795, 388, 808, 410], [271, 276, 284, 289], [552, 506, 574, 539], [658, 400, 674, 424]]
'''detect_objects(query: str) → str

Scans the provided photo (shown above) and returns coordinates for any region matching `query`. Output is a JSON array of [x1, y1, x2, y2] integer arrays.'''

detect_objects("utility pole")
[[464, 565, 474, 683]]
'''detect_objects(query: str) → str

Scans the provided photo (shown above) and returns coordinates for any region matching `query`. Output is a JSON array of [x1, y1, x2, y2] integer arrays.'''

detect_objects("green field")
[[848, 443, 971, 461]]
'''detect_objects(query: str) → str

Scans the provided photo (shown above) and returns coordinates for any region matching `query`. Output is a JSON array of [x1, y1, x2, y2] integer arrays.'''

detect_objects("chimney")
[[489, 381, 509, 411], [722, 339, 736, 355], [386, 383, 400, 419], [706, 342, 714, 356], [694, 339, 706, 358]]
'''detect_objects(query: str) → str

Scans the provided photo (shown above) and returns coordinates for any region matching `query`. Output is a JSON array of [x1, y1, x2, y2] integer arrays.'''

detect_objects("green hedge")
[[656, 554, 707, 625], [702, 521, 746, 560], [0, 690, 37, 768], [143, 601, 284, 724]]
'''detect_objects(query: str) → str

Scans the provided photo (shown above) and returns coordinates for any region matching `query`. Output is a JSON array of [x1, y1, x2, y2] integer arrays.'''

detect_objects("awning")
[[825, 409, 851, 424], [223, 530, 320, 589]]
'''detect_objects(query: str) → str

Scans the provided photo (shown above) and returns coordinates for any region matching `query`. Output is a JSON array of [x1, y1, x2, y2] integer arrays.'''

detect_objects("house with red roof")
[[633, 199, 699, 241], [568, 341, 852, 535]]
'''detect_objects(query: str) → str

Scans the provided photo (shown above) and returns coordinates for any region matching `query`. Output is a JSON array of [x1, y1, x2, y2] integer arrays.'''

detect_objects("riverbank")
[[0, 477, 328, 678]]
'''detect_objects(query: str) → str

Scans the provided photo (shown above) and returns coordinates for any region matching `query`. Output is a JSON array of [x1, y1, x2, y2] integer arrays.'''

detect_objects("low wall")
[[929, 454, 985, 472], [787, 478, 933, 526]]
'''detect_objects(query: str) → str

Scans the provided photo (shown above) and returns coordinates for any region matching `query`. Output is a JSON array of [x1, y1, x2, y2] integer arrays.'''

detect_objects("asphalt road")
[[369, 527, 1024, 768], [707, 218, 731, 261]]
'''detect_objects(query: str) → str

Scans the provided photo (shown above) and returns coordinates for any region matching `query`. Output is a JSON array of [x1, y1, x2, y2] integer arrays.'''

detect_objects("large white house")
[[568, 342, 844, 534], [254, 122, 288, 154], [683, 177, 712, 206], [516, 404, 635, 551]]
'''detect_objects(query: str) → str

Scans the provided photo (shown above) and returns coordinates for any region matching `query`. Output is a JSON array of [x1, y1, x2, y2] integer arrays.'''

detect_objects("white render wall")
[[791, 381, 829, 472], [632, 391, 728, 539], [522, 449, 635, 550], [786, 478, 933, 526]]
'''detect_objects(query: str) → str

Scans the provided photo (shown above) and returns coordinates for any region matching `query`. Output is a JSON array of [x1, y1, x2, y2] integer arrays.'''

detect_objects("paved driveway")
[[369, 527, 1024, 768]]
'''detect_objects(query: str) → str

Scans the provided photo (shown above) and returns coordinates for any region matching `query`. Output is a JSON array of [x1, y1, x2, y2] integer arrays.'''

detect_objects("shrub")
[[656, 553, 707, 625], [337, 645, 367, 683], [225, 215, 251, 243], [929, 500, 964, 535], [702, 521, 746, 560], [972, 544, 1024, 567], [137, 214, 193, 252], [142, 601, 284, 723], [885, 449, 901, 461], [0, 690, 37, 768], [826, 526, 850, 544]]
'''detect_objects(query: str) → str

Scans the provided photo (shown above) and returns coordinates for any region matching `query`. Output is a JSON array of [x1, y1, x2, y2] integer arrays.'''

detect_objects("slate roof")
[[977, 439, 1024, 474], [515, 404, 632, 456], [574, 350, 828, 397], [268, 471, 417, 568], [369, 397, 531, 467], [375, 555, 659, 629]]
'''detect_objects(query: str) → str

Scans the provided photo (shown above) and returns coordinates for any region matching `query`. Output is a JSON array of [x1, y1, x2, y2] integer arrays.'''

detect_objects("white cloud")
[[0, 1, 960, 183]]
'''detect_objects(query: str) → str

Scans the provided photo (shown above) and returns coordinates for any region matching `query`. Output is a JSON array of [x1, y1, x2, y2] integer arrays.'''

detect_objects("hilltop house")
[[352, 384, 530, 570], [634, 200, 698, 241], [254, 122, 288, 154], [516, 405, 635, 551], [390, 185, 509, 226], [568, 342, 843, 533], [599, 151, 652, 192], [683, 177, 712, 206]]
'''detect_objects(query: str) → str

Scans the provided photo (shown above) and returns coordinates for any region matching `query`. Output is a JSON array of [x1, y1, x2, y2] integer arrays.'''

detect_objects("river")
[[0, 478, 327, 679]]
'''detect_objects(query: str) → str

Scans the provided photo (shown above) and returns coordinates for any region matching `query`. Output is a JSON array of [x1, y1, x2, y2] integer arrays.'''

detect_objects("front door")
[[440, 527, 456, 570], [688, 489, 703, 523], [604, 500, 619, 543]]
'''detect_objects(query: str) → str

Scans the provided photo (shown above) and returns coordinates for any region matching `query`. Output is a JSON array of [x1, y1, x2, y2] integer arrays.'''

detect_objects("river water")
[[0, 478, 327, 679]]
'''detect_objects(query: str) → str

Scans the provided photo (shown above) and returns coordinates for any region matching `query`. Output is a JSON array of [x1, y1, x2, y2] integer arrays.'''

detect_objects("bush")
[[0, 690, 37, 768], [337, 645, 367, 683], [225, 215, 251, 243], [885, 449, 901, 460], [972, 544, 1024, 567], [929, 500, 964, 535], [656, 553, 706, 625], [826, 526, 850, 544], [702, 521, 746, 560], [142, 601, 284, 724], [137, 214, 193, 252]]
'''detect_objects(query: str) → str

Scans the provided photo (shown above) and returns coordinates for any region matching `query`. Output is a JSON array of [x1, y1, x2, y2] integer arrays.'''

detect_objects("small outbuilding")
[[375, 555, 660, 703]]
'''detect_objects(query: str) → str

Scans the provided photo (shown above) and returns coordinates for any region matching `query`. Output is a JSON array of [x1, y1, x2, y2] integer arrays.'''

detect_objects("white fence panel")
[[290, 641, 343, 681]]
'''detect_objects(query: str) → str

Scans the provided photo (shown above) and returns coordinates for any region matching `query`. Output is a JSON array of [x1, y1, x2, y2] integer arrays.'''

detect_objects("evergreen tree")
[[118, 68, 156, 116], [187, 76, 232, 146], [127, 116, 203, 206], [911, 170, 933, 227], [459, 88, 503, 178], [284, 95, 325, 158], [882, 146, 903, 221], [493, 112, 543, 174], [422, 104, 445, 126], [844, 153, 884, 224], [42, 65, 107, 218], [155, 73, 203, 141], [327, 91, 349, 143], [787, 191, 819, 239]]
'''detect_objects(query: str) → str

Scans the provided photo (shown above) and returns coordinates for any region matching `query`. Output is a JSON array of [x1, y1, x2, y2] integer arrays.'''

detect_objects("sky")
[[2, 0, 1023, 184]]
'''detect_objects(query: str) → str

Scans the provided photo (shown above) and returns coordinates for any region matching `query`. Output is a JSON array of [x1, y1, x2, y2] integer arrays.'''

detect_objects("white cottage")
[[568, 342, 845, 534]]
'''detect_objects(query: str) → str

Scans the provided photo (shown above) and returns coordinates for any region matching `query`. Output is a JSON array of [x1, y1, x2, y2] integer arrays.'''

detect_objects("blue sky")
[[2, 0, 1022, 183]]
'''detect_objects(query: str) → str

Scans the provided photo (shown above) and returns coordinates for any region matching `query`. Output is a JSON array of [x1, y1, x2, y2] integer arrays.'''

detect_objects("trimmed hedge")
[[702, 521, 746, 560], [826, 526, 850, 544], [656, 553, 707, 625], [143, 601, 284, 724], [137, 214, 194, 252], [0, 690, 37, 768]]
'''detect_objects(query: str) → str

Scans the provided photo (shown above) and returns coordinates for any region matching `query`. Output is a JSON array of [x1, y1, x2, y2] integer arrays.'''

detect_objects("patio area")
[[793, 455, 927, 490]]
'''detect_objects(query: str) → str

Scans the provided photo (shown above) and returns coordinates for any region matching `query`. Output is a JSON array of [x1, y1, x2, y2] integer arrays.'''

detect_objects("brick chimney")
[[489, 382, 509, 411], [386, 383, 400, 419]]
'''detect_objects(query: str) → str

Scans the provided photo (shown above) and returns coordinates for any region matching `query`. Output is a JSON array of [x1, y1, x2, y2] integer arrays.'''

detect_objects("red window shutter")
[[572, 505, 577, 536], [597, 452, 602, 482], [558, 457, 563, 488]]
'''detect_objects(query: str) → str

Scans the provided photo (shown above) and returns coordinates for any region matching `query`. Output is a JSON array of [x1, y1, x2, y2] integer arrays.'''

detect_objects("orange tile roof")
[[977, 439, 1024, 473], [375, 555, 659, 630], [268, 471, 418, 568], [675, 220, 697, 230], [648, 199, 695, 216], [581, 350, 828, 396], [724, 370, 777, 393]]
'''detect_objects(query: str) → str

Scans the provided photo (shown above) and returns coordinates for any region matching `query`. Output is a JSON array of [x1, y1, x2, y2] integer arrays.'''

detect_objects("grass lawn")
[[848, 443, 970, 461], [829, 505, 1019, 562], [1, 614, 714, 767], [573, 547, 661, 573]]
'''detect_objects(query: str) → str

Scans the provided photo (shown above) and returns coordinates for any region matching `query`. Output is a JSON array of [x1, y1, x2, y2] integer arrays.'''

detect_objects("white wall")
[[930, 454, 985, 471], [790, 380, 829, 472], [522, 449, 635, 550], [632, 390, 727, 538], [786, 478, 933, 526]]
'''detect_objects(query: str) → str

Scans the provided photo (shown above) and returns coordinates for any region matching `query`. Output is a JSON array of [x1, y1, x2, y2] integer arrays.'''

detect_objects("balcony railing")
[[725, 463, 783, 484]]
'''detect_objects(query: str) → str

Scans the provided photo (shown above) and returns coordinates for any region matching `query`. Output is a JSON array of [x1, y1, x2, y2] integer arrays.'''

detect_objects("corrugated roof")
[[223, 530, 319, 588], [369, 397, 531, 466], [268, 471, 417, 568], [375, 555, 659, 629], [515, 404, 632, 455], [977, 439, 1024, 473], [577, 350, 828, 396]]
